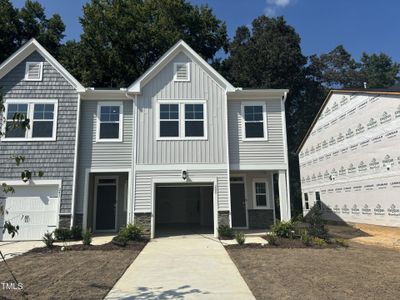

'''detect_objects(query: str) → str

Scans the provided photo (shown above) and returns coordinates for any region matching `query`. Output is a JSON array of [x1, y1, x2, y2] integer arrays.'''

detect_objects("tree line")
[[1, 0, 399, 214]]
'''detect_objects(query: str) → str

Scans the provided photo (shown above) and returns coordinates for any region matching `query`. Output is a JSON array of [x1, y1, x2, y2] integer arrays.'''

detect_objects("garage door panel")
[[0, 185, 59, 241]]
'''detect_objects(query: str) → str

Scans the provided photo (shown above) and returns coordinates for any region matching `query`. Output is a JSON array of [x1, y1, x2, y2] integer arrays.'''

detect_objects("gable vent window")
[[25, 62, 43, 81], [174, 63, 190, 81]]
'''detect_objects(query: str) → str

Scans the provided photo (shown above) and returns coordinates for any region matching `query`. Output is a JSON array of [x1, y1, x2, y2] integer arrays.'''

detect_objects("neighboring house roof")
[[128, 40, 236, 93], [296, 88, 400, 154], [0, 38, 85, 92]]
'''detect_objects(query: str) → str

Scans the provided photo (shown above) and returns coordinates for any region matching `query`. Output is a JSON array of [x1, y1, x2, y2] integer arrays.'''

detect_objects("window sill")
[[242, 137, 268, 142], [95, 139, 124, 143], [251, 206, 271, 210], [1, 137, 57, 142], [156, 137, 208, 141]]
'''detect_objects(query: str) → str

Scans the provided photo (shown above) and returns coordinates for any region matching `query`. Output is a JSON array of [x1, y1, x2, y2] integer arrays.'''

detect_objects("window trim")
[[156, 100, 207, 141], [96, 101, 124, 143], [252, 178, 269, 209], [173, 62, 190, 82], [241, 101, 268, 141], [304, 192, 309, 210], [24, 62, 43, 81], [1, 99, 58, 141]]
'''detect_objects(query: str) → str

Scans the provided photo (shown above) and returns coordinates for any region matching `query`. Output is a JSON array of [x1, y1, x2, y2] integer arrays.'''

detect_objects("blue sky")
[[11, 0, 400, 61]]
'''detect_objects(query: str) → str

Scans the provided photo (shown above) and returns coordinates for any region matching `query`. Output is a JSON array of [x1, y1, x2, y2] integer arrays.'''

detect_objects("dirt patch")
[[225, 238, 341, 250], [0, 242, 146, 299], [227, 242, 400, 300], [328, 223, 400, 249]]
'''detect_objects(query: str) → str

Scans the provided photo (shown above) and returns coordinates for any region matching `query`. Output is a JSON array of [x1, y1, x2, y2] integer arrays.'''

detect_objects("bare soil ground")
[[327, 223, 400, 249], [0, 242, 146, 299], [227, 242, 400, 300]]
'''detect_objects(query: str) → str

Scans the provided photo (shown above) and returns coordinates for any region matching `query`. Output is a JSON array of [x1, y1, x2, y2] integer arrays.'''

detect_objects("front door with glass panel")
[[94, 177, 117, 231]]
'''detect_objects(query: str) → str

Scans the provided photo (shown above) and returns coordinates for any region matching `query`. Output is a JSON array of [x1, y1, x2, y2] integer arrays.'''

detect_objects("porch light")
[[21, 170, 32, 183], [182, 169, 188, 181]]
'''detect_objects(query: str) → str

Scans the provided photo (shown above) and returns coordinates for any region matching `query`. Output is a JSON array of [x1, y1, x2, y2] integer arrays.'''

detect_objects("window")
[[253, 180, 268, 208], [242, 103, 267, 140], [160, 104, 179, 137], [3, 100, 57, 141], [174, 62, 190, 81], [304, 193, 309, 209], [97, 102, 123, 141], [316, 191, 322, 210], [157, 101, 207, 139], [185, 104, 204, 137], [25, 62, 43, 81]]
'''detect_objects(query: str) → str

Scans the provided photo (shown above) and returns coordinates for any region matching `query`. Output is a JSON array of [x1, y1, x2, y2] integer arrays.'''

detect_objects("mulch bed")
[[28, 240, 147, 253], [225, 237, 341, 249], [0, 241, 147, 299], [227, 242, 400, 299]]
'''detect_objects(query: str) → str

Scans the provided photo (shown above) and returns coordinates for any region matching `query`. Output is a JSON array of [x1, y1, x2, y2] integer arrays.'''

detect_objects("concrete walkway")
[[106, 234, 255, 299]]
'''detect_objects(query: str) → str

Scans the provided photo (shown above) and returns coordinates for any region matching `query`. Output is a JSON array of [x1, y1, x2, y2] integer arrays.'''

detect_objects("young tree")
[[60, 0, 228, 87]]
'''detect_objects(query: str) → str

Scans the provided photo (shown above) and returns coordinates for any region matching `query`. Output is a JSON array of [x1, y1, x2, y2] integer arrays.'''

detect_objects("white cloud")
[[264, 0, 293, 16]]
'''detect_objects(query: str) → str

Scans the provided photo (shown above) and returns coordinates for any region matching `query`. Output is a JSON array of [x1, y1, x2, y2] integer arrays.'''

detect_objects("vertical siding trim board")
[[281, 94, 291, 207], [70, 93, 81, 227], [223, 92, 233, 227], [129, 94, 138, 225]]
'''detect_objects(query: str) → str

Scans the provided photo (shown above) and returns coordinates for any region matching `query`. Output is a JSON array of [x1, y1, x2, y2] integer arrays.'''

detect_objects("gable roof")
[[0, 38, 85, 92], [128, 40, 236, 93], [296, 88, 400, 154]]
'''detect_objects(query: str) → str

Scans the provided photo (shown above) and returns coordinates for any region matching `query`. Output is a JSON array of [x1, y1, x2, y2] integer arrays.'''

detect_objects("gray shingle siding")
[[0, 51, 78, 215]]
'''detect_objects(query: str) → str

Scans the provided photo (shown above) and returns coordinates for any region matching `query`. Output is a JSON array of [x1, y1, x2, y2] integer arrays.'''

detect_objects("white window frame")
[[252, 178, 269, 209], [1, 99, 58, 141], [156, 99, 207, 140], [24, 62, 43, 81], [241, 101, 268, 141], [174, 62, 190, 82], [304, 192, 309, 210], [96, 101, 123, 143]]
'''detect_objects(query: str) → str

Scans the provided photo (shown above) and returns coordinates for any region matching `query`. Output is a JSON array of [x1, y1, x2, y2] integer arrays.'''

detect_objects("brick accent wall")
[[134, 213, 151, 238], [248, 209, 274, 229]]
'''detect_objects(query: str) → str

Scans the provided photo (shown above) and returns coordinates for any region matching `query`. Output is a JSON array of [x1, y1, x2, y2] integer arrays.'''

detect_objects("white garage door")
[[0, 185, 59, 241]]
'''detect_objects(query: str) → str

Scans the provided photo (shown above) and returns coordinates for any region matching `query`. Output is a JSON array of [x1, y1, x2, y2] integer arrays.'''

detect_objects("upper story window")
[[174, 62, 190, 81], [157, 101, 207, 140], [253, 179, 268, 208], [97, 102, 123, 142], [304, 193, 309, 209], [24, 62, 43, 81], [242, 102, 267, 140], [3, 99, 58, 141]]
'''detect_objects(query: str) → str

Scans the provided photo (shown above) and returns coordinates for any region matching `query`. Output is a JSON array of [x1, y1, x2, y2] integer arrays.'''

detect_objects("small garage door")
[[0, 185, 59, 241], [155, 184, 214, 236]]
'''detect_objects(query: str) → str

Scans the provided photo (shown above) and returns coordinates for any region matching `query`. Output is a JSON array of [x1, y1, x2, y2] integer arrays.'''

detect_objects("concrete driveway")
[[0, 241, 43, 260], [106, 234, 255, 299]]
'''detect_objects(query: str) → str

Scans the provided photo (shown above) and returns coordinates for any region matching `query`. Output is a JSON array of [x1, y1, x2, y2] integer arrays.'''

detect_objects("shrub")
[[300, 230, 312, 246], [312, 237, 327, 247], [235, 232, 246, 245], [331, 237, 347, 247], [117, 223, 144, 242], [265, 232, 278, 245], [271, 221, 295, 238], [42, 231, 55, 248], [70, 225, 82, 241], [112, 235, 128, 247], [218, 225, 234, 239], [82, 229, 92, 246], [304, 205, 329, 240], [54, 228, 71, 241]]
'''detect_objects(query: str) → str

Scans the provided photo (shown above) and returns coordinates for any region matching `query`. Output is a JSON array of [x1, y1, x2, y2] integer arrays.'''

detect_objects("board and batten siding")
[[0, 51, 78, 214], [134, 169, 230, 212], [136, 52, 228, 165], [228, 98, 286, 168], [75, 100, 133, 212]]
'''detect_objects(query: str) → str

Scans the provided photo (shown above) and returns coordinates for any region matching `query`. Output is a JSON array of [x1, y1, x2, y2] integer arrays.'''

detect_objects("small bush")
[[300, 230, 312, 246], [116, 223, 144, 242], [82, 229, 92, 246], [312, 237, 327, 247], [218, 225, 234, 239], [304, 205, 329, 240], [54, 228, 71, 241], [331, 237, 347, 247], [271, 221, 295, 238], [70, 225, 82, 240], [265, 233, 278, 245], [235, 232, 246, 245], [43, 231, 55, 248]]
